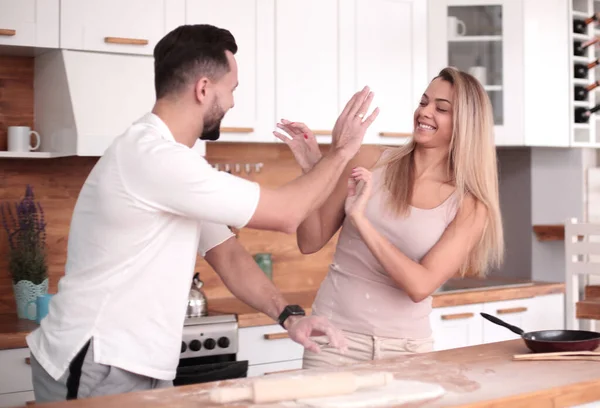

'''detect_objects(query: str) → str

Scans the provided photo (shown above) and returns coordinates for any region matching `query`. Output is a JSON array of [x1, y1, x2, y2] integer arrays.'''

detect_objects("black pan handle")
[[480, 312, 525, 336]]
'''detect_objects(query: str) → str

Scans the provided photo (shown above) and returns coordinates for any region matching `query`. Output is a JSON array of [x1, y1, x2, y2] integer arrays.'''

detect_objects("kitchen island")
[[20, 339, 600, 408]]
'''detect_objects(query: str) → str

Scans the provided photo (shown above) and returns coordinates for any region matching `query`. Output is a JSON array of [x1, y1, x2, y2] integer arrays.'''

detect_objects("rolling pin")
[[513, 351, 600, 361], [209, 371, 394, 404]]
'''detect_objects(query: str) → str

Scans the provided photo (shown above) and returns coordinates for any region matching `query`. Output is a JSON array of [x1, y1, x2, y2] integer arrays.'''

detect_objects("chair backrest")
[[564, 218, 600, 278]]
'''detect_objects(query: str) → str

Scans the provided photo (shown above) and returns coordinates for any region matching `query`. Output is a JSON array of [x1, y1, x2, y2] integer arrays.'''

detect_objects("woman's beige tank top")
[[311, 149, 459, 339]]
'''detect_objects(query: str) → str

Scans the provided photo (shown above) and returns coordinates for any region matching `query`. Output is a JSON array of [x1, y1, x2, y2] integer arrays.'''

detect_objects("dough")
[[289, 380, 445, 408]]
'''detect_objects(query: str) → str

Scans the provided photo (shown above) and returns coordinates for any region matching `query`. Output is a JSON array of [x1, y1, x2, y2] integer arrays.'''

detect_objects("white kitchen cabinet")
[[0, 348, 34, 407], [481, 298, 536, 343], [428, 0, 570, 147], [274, 0, 426, 146], [238, 324, 304, 377], [60, 0, 184, 56], [185, 0, 276, 143], [431, 293, 565, 350], [0, 0, 59, 48], [247, 359, 303, 377], [429, 303, 484, 351], [274, 0, 340, 143], [349, 0, 428, 146]]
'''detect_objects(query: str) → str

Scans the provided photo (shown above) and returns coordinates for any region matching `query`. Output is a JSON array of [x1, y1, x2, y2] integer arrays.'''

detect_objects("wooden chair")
[[564, 218, 600, 331]]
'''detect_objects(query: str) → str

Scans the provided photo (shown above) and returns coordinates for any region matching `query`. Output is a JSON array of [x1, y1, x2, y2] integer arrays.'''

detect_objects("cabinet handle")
[[220, 127, 254, 133], [104, 37, 149, 46], [379, 131, 412, 138], [0, 29, 16, 36], [265, 368, 302, 375], [264, 332, 290, 340], [25, 357, 31, 365], [441, 312, 474, 320], [497, 307, 528, 315]]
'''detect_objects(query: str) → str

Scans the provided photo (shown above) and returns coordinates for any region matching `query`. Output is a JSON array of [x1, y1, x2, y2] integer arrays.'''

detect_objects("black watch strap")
[[278, 305, 306, 328]]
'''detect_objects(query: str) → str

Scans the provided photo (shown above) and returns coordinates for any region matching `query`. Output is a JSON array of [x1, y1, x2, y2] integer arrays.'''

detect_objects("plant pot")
[[13, 278, 49, 320]]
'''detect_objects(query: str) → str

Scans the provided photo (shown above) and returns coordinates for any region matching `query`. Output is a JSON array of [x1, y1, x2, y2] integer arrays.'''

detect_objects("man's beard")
[[200, 100, 225, 141]]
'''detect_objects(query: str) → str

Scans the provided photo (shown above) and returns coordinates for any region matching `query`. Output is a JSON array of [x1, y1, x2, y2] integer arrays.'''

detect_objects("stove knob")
[[204, 338, 216, 350], [217, 337, 230, 348], [181, 341, 187, 353], [189, 339, 202, 352]]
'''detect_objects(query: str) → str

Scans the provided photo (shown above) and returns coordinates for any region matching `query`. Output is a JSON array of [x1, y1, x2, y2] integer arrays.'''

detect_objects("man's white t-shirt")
[[26, 113, 260, 381]]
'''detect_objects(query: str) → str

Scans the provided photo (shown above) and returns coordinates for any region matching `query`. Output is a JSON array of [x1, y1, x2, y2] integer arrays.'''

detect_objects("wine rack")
[[570, 0, 600, 145]]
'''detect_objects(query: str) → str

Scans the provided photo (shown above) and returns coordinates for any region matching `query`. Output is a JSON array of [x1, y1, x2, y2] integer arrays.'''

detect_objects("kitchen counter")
[[209, 280, 565, 328], [0, 313, 37, 350], [18, 339, 600, 408], [0, 280, 565, 350]]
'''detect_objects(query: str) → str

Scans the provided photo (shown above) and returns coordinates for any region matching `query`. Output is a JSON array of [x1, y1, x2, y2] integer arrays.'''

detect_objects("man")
[[26, 24, 379, 403]]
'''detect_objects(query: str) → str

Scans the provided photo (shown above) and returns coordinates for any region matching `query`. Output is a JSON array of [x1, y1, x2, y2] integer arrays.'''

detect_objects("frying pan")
[[480, 312, 600, 353]]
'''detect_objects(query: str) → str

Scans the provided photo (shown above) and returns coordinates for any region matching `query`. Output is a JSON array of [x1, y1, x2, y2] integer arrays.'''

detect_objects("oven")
[[173, 314, 248, 386]]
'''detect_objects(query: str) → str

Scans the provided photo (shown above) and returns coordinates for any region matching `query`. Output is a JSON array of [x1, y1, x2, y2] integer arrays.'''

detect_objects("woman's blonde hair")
[[380, 66, 504, 277]]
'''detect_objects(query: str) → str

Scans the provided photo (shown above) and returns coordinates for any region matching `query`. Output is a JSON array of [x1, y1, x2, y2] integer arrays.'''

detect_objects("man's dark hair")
[[153, 24, 238, 99]]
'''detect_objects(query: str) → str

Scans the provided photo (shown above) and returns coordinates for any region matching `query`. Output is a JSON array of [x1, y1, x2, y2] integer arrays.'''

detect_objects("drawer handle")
[[497, 307, 528, 314], [264, 332, 290, 340], [379, 131, 412, 138], [0, 29, 16, 36], [25, 357, 31, 365], [104, 36, 149, 46], [441, 312, 474, 320], [265, 368, 302, 375], [220, 127, 254, 133]]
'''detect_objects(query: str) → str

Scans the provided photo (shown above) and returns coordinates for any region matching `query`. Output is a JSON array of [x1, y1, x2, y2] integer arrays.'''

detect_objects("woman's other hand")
[[345, 167, 373, 223], [273, 119, 323, 172]]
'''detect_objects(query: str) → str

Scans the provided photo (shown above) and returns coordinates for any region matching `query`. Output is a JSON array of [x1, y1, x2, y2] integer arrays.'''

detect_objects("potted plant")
[[1, 185, 48, 319]]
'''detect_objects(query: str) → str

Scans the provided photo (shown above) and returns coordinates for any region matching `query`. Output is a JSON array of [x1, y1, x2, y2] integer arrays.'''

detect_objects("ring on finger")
[[356, 112, 365, 119]]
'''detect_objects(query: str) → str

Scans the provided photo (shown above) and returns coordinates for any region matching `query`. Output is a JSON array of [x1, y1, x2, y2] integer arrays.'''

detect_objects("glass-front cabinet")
[[428, 0, 525, 146]]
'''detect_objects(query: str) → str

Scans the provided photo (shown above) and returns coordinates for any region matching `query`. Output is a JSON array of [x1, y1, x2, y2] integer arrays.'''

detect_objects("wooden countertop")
[[209, 281, 565, 328], [0, 281, 565, 350], [0, 313, 37, 351], [21, 339, 600, 408]]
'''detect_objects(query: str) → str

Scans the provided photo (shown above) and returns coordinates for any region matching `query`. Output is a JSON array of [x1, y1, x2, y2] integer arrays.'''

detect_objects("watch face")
[[287, 305, 305, 315]]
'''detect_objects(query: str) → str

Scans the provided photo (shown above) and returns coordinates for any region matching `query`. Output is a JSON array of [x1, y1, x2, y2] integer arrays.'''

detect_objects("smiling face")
[[413, 77, 454, 148]]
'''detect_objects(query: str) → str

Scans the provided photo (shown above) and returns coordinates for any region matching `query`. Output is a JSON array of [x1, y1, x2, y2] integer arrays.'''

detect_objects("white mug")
[[448, 16, 467, 38], [7, 126, 41, 152], [468, 66, 487, 85]]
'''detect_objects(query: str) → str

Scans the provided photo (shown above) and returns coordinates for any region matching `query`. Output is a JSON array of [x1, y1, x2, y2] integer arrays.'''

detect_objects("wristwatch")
[[277, 305, 306, 328]]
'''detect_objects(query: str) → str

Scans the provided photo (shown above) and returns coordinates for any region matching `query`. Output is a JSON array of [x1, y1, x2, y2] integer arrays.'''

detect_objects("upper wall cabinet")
[[60, 0, 184, 56], [347, 0, 428, 146], [274, 0, 427, 146], [274, 0, 341, 142], [184, 0, 276, 143], [0, 0, 59, 48], [428, 0, 570, 147]]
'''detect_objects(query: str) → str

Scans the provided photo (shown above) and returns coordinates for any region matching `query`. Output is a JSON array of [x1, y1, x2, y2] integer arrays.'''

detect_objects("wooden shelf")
[[573, 56, 589, 64], [533, 224, 564, 241], [572, 11, 589, 19], [576, 299, 600, 320], [0, 151, 71, 159], [573, 33, 590, 41]]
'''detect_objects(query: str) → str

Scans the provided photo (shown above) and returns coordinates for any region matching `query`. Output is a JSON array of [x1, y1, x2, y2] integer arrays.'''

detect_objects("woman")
[[273, 67, 504, 369]]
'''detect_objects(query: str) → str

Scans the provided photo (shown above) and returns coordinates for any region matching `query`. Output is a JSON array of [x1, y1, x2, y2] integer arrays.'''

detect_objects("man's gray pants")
[[30, 339, 172, 403]]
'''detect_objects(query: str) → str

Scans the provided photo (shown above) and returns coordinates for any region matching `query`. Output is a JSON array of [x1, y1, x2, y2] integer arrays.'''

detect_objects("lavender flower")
[[1, 185, 48, 284]]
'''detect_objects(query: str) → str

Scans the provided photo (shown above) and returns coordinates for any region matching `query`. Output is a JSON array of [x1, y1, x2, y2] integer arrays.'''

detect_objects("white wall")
[[491, 146, 595, 283]]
